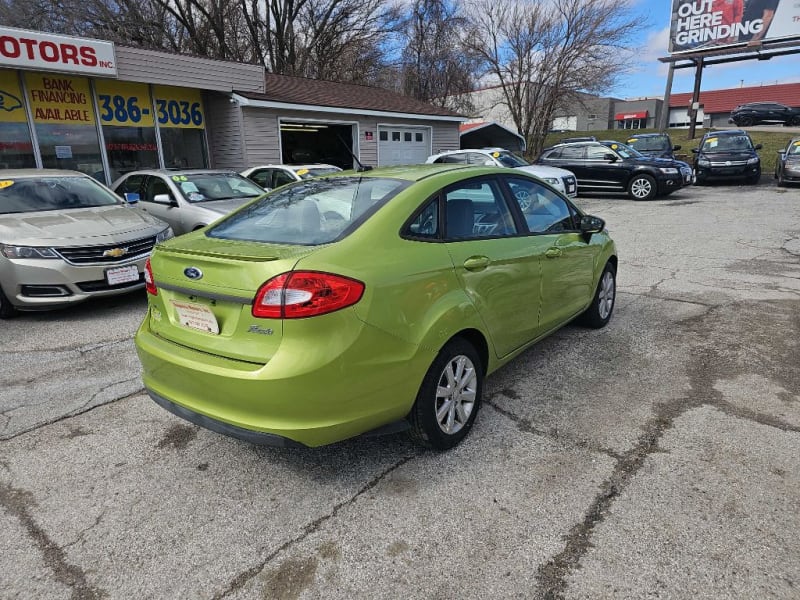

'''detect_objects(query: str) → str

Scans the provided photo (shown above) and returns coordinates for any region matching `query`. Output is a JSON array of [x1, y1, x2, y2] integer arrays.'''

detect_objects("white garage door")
[[378, 126, 430, 166]]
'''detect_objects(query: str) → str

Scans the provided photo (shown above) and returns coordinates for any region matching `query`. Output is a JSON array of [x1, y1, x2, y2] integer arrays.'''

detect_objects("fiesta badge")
[[103, 247, 128, 258], [184, 267, 203, 280]]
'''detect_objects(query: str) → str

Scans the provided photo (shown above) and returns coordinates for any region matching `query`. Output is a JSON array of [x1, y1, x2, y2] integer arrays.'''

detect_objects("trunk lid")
[[148, 236, 318, 363]]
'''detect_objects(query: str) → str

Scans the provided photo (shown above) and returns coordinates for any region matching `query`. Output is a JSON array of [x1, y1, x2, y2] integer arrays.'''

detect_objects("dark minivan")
[[692, 130, 762, 185]]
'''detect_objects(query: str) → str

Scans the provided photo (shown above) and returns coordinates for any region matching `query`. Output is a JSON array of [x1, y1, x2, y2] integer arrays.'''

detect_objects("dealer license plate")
[[105, 265, 139, 286], [171, 300, 220, 335]]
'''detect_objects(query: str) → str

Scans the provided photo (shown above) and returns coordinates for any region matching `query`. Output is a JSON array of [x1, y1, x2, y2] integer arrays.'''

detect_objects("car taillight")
[[252, 271, 364, 319], [144, 258, 157, 295]]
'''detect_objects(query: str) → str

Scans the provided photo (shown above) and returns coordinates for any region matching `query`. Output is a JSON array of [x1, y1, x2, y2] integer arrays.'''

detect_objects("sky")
[[609, 0, 800, 100]]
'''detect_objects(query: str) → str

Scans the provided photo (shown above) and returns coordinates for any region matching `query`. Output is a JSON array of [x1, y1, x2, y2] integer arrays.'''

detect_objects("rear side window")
[[208, 177, 408, 245], [407, 200, 439, 239], [444, 179, 517, 240]]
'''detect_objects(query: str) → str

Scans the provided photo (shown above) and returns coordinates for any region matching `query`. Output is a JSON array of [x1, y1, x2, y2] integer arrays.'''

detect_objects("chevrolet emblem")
[[103, 247, 128, 258]]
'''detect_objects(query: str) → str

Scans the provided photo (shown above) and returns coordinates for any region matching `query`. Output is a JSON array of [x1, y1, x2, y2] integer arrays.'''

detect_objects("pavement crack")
[[0, 387, 145, 442], [0, 481, 107, 599], [211, 454, 417, 600], [63, 510, 107, 551]]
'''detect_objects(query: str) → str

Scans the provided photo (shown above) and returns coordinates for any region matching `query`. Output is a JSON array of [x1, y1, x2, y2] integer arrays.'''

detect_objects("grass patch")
[[543, 127, 793, 174]]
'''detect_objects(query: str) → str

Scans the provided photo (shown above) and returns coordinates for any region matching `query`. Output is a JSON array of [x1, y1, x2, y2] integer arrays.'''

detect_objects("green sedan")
[[136, 165, 617, 449]]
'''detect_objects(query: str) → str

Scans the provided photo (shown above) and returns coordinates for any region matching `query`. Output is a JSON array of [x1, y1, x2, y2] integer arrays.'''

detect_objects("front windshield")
[[701, 135, 754, 152], [172, 173, 265, 203], [603, 142, 643, 159], [495, 152, 529, 168], [208, 176, 409, 245], [293, 167, 342, 180], [627, 136, 669, 152], [0, 176, 121, 214]]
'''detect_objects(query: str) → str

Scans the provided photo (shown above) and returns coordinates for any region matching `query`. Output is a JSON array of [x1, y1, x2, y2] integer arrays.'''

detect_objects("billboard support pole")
[[688, 58, 704, 140], [660, 63, 675, 131]]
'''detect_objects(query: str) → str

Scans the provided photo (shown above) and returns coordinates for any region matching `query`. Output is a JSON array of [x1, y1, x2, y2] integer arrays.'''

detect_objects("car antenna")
[[336, 133, 372, 172]]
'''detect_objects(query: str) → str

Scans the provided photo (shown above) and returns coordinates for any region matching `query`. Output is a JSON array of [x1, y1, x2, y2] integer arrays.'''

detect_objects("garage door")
[[378, 126, 430, 166]]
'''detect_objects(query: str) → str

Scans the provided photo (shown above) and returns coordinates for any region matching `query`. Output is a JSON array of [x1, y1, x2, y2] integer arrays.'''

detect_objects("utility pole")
[[688, 57, 704, 140]]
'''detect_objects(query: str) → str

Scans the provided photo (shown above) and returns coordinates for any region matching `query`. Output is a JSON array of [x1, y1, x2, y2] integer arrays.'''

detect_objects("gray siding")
[[115, 47, 264, 93], [241, 108, 281, 166], [204, 92, 246, 169]]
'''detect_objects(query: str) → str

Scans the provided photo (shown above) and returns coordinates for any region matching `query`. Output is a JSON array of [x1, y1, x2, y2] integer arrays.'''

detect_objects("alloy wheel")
[[434, 355, 477, 435], [631, 178, 653, 199], [598, 270, 615, 319]]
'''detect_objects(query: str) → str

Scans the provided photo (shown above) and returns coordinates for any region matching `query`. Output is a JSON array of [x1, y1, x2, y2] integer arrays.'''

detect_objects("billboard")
[[669, 0, 800, 54]]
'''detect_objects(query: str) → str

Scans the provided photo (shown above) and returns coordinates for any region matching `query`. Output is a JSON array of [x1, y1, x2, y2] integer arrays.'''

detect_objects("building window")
[[415, 133, 423, 142], [153, 85, 208, 169], [95, 80, 159, 181], [392, 131, 401, 141], [379, 131, 388, 141], [404, 132, 412, 141], [25, 73, 104, 181], [0, 71, 34, 169]]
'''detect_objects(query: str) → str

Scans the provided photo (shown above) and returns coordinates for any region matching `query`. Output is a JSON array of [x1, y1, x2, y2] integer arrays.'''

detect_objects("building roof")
[[235, 72, 463, 119], [670, 82, 800, 113]]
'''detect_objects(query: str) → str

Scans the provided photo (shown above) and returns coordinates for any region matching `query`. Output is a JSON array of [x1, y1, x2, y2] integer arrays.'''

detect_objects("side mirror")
[[691, 148, 699, 154], [580, 215, 605, 235], [153, 193, 177, 206], [777, 150, 786, 155], [123, 192, 140, 204], [604, 153, 618, 162], [673, 145, 682, 151], [754, 143, 763, 150]]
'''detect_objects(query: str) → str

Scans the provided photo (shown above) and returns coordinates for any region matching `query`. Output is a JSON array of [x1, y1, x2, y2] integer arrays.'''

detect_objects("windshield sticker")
[[706, 137, 718, 147], [794, 141, 800, 146], [611, 144, 618, 149], [187, 192, 205, 202], [295, 168, 309, 176], [627, 139, 636, 143], [492, 152, 500, 158], [0, 180, 14, 189], [172, 175, 188, 182], [180, 182, 199, 193]]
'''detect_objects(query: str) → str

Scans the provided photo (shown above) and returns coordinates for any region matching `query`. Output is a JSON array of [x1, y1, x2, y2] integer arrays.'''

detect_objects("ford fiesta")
[[136, 165, 617, 449]]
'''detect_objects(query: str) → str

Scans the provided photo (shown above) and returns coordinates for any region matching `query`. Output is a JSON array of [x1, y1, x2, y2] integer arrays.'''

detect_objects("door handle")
[[463, 256, 491, 271], [545, 247, 562, 259]]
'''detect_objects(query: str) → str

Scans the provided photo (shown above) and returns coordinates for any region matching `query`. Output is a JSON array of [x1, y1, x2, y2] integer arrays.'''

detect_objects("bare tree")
[[399, 0, 479, 110], [465, 0, 642, 156]]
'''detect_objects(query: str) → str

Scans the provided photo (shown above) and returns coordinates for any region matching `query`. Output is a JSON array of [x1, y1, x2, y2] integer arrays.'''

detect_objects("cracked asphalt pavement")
[[1, 181, 799, 599]]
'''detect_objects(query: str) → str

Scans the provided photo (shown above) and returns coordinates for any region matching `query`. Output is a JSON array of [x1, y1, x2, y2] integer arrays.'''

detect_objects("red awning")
[[615, 111, 648, 120]]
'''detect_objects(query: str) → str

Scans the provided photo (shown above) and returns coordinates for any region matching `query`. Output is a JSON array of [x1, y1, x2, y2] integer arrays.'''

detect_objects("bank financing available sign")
[[0, 27, 116, 77], [669, 0, 800, 54]]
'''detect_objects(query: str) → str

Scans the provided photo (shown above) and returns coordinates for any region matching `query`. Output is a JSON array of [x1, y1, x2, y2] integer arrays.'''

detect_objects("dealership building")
[[0, 26, 463, 184]]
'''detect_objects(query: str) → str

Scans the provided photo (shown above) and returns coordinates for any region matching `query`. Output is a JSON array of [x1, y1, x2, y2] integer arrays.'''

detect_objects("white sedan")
[[241, 164, 342, 191], [426, 149, 577, 197]]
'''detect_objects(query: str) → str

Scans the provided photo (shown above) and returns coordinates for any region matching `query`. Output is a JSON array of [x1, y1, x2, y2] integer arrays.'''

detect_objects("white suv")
[[426, 149, 577, 197]]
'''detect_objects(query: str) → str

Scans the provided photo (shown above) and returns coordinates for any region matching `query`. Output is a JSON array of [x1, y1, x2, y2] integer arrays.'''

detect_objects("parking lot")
[[2, 181, 799, 599]]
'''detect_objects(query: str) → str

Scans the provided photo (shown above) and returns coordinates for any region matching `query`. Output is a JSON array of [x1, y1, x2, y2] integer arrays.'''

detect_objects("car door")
[[502, 176, 596, 333], [141, 175, 187, 234], [584, 144, 627, 192], [440, 176, 542, 358], [542, 145, 589, 184], [113, 174, 146, 203]]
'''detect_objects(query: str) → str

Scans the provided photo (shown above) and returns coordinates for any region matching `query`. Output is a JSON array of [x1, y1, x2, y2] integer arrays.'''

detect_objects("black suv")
[[537, 140, 688, 200], [625, 133, 681, 160], [692, 129, 762, 185], [729, 102, 800, 127]]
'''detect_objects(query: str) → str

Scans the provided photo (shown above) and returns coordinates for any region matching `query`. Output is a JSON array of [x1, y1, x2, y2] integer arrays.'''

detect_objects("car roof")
[[119, 169, 241, 177], [332, 164, 498, 182], [246, 163, 341, 170], [702, 129, 748, 137], [0, 169, 95, 179], [627, 133, 669, 139]]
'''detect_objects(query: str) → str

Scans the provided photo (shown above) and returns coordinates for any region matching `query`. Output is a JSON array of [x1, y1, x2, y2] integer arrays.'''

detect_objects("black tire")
[[789, 116, 800, 126], [745, 172, 761, 185], [738, 116, 753, 127], [777, 172, 785, 187], [628, 174, 657, 201], [578, 262, 616, 329], [408, 338, 483, 450], [0, 286, 18, 319]]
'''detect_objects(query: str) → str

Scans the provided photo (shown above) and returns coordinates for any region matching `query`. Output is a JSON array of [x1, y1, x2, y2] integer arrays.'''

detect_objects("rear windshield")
[[627, 136, 669, 151], [173, 173, 265, 203], [701, 135, 754, 152], [207, 176, 409, 245], [0, 176, 121, 214]]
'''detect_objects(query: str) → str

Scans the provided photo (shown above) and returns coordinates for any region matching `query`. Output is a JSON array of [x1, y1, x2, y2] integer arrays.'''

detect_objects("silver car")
[[0, 169, 172, 317], [111, 170, 266, 235]]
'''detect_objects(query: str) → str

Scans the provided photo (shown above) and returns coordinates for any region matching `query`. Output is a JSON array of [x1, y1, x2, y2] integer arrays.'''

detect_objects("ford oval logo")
[[184, 267, 203, 280]]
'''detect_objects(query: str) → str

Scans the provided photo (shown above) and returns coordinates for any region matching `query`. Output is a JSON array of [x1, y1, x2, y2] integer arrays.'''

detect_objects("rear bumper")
[[135, 311, 430, 447]]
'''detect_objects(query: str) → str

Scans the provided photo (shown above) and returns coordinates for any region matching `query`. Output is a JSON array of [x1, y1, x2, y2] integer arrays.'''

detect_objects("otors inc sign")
[[0, 27, 117, 77]]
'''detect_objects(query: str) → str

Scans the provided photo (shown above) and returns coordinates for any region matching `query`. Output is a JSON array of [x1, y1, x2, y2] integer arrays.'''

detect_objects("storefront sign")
[[614, 111, 648, 120], [0, 27, 116, 77], [0, 69, 26, 123], [25, 73, 95, 125], [153, 85, 205, 129], [94, 80, 154, 127]]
